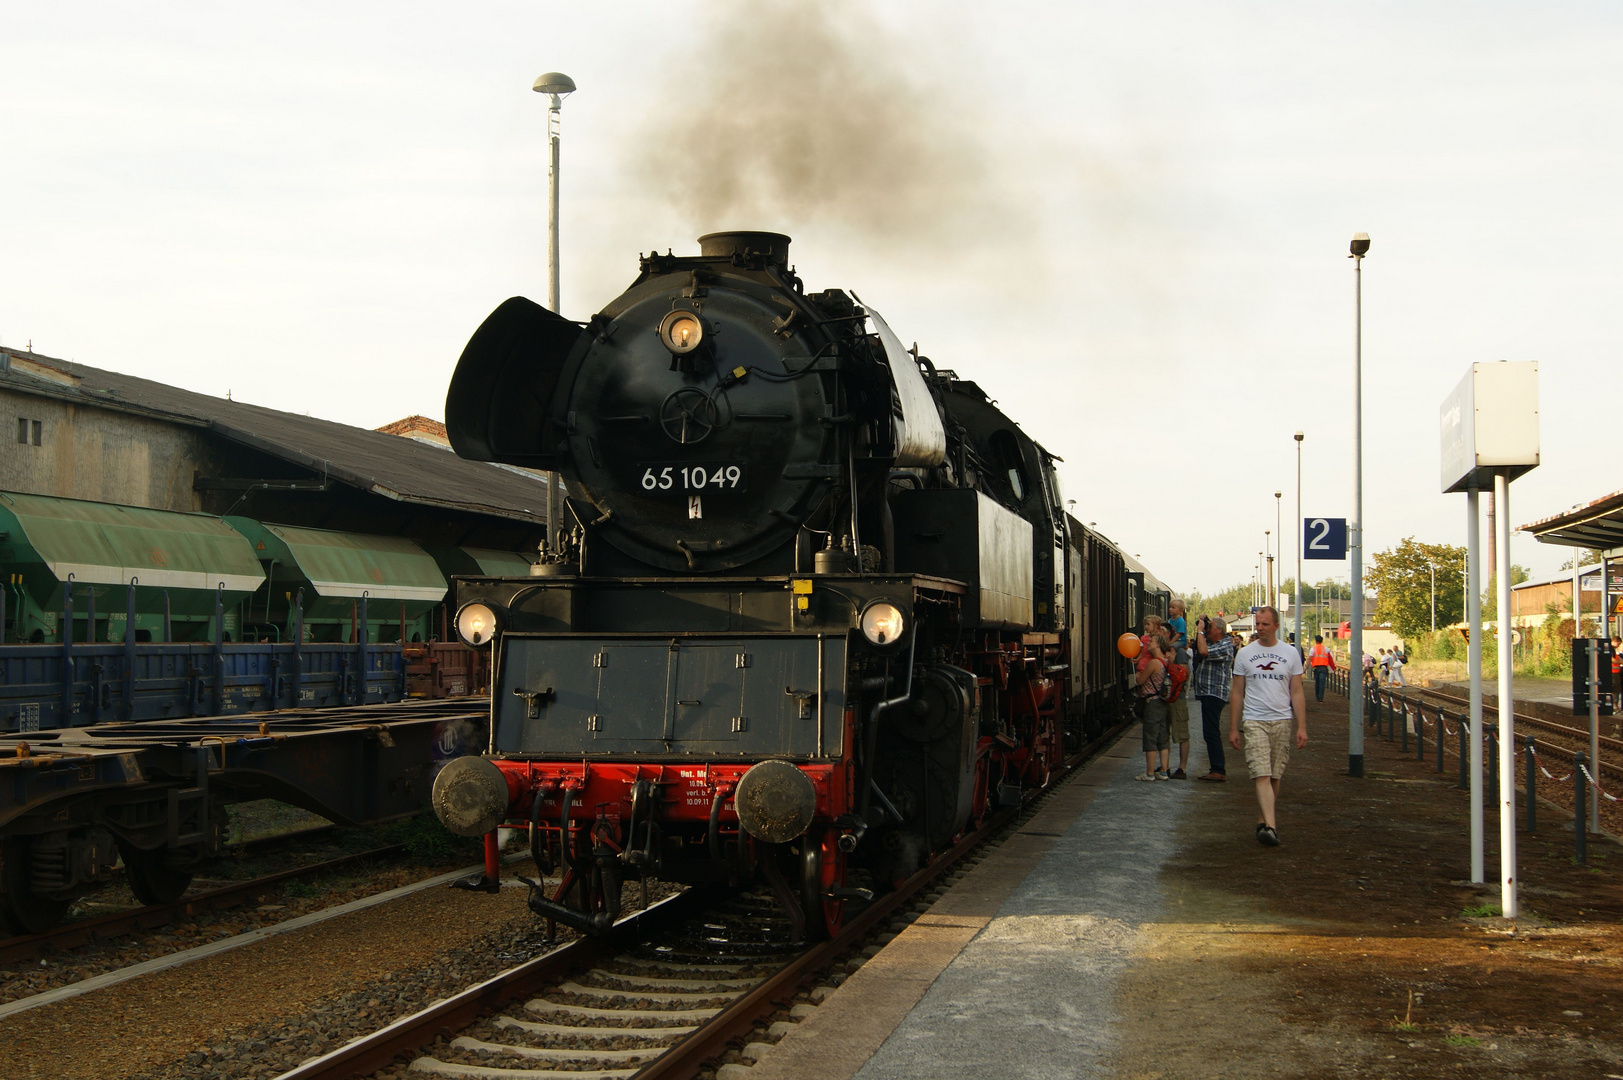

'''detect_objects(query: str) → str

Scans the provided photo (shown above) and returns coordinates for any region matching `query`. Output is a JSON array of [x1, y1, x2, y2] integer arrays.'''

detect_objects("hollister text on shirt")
[[1233, 641, 1303, 723]]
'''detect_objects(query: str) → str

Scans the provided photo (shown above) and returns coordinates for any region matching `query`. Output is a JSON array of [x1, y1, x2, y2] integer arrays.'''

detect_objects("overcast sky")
[[2, 2, 1619, 594]]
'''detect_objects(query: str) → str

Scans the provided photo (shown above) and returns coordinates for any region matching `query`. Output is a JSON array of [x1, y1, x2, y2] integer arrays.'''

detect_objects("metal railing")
[[1324, 672, 1615, 863]]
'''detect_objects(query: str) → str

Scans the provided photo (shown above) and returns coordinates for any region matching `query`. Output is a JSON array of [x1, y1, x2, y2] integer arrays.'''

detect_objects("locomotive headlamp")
[[659, 311, 704, 354], [859, 600, 907, 646], [455, 602, 500, 647]]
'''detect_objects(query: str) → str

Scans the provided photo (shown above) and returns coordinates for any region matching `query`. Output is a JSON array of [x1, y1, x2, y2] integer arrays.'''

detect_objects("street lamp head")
[[1349, 232, 1370, 257], [1275, 491, 1282, 500], [1294, 430, 1304, 443], [533, 72, 577, 98]]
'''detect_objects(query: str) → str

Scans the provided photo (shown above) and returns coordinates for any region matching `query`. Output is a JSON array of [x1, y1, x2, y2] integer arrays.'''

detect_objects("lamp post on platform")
[[1294, 434, 1304, 651], [1429, 563, 1437, 632], [533, 71, 576, 554], [1348, 231, 1370, 779], [1275, 490, 1283, 627], [1265, 530, 1273, 605]]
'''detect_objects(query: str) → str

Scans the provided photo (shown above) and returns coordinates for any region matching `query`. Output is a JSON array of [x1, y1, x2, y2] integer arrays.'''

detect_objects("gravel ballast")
[[0, 870, 676, 1080]]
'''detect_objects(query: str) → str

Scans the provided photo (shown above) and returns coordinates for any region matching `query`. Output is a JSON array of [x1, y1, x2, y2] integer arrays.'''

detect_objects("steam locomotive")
[[430, 232, 1170, 937]]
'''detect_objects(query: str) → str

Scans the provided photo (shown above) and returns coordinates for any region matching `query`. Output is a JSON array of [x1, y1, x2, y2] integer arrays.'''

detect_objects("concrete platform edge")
[[744, 731, 1136, 1080]]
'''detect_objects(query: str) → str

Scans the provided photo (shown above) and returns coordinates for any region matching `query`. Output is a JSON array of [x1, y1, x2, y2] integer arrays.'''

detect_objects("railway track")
[[0, 841, 411, 964], [1409, 684, 1623, 756], [1378, 685, 1622, 782], [274, 719, 1133, 1080]]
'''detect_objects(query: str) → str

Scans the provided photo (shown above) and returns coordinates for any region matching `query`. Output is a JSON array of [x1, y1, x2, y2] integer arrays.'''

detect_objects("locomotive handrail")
[[855, 631, 917, 825]]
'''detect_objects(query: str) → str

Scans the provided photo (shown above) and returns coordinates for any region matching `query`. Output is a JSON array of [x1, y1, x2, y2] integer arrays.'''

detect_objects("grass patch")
[[380, 810, 484, 864], [284, 879, 327, 899], [1444, 1034, 1481, 1047], [1460, 902, 1501, 918]]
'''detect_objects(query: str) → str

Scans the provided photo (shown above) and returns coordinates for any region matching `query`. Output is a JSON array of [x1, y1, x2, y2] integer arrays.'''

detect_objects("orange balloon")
[[1117, 632, 1142, 659]]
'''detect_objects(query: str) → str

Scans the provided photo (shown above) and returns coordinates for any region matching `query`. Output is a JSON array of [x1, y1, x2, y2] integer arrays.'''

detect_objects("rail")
[[0, 841, 409, 964], [274, 716, 1134, 1080]]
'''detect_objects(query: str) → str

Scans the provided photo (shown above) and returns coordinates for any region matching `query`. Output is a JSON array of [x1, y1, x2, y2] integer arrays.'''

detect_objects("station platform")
[[745, 693, 1623, 1080]]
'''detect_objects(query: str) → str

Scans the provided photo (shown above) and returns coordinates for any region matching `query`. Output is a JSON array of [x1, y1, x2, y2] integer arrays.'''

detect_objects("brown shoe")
[[1171, 769, 1187, 780], [1196, 772, 1226, 782]]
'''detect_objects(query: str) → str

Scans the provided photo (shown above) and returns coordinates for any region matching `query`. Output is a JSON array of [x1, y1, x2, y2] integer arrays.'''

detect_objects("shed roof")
[[0, 349, 550, 528]]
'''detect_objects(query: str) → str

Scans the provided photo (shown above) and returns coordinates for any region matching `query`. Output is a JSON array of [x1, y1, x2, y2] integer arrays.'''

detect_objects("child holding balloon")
[[1132, 637, 1173, 781]]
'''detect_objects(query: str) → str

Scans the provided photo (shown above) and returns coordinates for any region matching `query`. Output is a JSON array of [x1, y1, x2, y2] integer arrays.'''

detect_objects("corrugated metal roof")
[[0, 348, 550, 528], [1521, 489, 1623, 551], [0, 491, 265, 595], [226, 518, 447, 603]]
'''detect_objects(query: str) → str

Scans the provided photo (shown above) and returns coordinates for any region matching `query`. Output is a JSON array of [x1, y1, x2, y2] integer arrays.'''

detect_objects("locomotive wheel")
[[968, 758, 991, 827], [0, 837, 69, 934], [119, 843, 194, 906], [1025, 717, 1057, 789], [801, 829, 846, 940]]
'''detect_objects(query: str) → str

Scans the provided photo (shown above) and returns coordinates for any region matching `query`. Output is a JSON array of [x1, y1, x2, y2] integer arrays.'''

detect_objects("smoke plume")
[[626, 0, 1021, 251]]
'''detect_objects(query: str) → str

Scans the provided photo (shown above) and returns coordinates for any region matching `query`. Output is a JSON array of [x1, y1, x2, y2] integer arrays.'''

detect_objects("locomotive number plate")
[[637, 462, 747, 494]]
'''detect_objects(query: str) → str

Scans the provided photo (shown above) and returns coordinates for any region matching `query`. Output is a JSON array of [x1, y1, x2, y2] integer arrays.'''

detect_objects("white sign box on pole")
[[1439, 362, 1540, 494]]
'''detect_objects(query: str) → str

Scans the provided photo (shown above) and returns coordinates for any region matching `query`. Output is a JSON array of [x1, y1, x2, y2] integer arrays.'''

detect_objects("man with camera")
[[1191, 613, 1237, 781]]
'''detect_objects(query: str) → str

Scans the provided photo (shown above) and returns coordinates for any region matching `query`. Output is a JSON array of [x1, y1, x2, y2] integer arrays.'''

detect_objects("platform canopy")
[[1520, 488, 1623, 553]]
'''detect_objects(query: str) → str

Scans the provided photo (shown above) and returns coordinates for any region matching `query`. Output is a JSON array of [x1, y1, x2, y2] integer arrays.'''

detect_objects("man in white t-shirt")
[[1227, 606, 1307, 847]]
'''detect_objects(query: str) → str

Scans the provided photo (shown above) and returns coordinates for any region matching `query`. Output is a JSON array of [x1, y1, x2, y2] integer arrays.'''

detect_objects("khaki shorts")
[[1242, 719, 1293, 779], [1141, 698, 1171, 751], [1168, 696, 1190, 743]]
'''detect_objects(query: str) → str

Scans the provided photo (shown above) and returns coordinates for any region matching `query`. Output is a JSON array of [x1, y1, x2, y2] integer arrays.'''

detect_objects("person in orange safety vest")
[[1306, 635, 1336, 702]]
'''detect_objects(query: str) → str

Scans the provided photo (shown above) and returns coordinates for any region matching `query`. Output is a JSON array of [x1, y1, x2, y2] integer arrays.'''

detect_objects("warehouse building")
[[0, 347, 550, 551]]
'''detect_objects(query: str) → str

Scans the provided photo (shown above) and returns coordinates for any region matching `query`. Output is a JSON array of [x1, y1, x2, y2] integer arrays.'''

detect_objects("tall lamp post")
[[533, 72, 577, 553], [1275, 490, 1283, 629], [1265, 531, 1273, 604], [1294, 433, 1304, 650], [1429, 563, 1437, 632], [1348, 231, 1370, 778]]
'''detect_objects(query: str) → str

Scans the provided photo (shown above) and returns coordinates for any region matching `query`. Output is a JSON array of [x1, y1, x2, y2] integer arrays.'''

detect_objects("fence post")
[[1575, 751, 1588, 865], [1401, 697, 1409, 751], [1416, 705, 1425, 761], [1524, 737, 1536, 833], [1436, 707, 1445, 773], [1458, 716, 1468, 789]]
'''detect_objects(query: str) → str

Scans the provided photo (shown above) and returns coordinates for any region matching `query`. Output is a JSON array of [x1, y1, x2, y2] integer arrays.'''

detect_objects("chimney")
[[697, 231, 791, 267]]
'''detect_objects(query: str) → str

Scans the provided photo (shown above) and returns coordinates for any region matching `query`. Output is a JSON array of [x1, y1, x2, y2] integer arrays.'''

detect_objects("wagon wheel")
[[801, 828, 847, 940], [0, 837, 69, 934], [118, 842, 194, 906]]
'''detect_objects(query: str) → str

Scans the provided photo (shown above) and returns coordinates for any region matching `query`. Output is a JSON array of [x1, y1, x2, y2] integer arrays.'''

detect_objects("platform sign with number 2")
[[1303, 517, 1347, 561]]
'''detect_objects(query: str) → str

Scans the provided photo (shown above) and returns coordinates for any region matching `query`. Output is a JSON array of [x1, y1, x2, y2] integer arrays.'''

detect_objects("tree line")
[[1189, 536, 1543, 640]]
